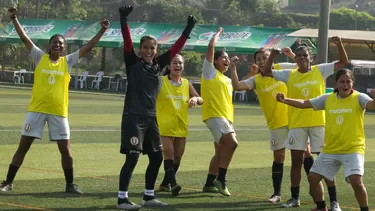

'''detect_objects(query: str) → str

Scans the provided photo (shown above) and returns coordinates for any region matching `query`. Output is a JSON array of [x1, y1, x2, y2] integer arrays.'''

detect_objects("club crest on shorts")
[[24, 124, 31, 132], [130, 136, 139, 145], [271, 139, 278, 146], [288, 137, 295, 145]]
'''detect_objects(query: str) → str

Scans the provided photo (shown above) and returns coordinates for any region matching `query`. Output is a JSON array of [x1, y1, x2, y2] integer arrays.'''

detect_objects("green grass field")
[[1, 86, 375, 211]]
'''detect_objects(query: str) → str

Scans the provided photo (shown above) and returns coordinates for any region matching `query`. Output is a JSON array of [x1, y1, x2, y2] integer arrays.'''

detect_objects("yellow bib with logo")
[[201, 70, 234, 122], [255, 74, 288, 129], [28, 54, 71, 117], [287, 66, 325, 128], [156, 76, 190, 137], [323, 91, 365, 155]]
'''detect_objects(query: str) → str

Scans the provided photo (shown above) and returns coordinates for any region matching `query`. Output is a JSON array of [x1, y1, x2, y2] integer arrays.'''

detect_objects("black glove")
[[187, 15, 197, 29], [183, 15, 197, 38], [119, 5, 133, 26]]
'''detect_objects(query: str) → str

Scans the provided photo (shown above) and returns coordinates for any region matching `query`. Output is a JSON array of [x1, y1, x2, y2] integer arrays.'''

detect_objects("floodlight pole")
[[317, 0, 331, 64]]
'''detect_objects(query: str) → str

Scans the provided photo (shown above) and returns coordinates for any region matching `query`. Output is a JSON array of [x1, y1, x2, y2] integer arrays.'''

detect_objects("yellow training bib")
[[201, 70, 234, 122], [323, 91, 366, 155], [28, 54, 71, 117], [156, 76, 190, 137], [287, 66, 325, 128], [255, 74, 288, 130]]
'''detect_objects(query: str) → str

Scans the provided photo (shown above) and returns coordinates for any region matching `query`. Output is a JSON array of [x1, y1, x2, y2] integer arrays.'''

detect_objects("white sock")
[[118, 191, 128, 199], [144, 189, 154, 197]]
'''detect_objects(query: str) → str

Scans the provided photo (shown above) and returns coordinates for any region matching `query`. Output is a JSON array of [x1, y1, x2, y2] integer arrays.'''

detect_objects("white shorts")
[[310, 153, 364, 181], [22, 112, 70, 140], [205, 118, 235, 143], [269, 126, 288, 151], [286, 126, 324, 153]]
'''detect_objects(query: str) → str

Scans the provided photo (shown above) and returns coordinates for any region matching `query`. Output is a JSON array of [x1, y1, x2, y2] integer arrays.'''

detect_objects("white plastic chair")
[[110, 74, 123, 92], [19, 69, 26, 84], [234, 90, 247, 102], [13, 71, 20, 84], [91, 71, 104, 90], [77, 71, 89, 89]]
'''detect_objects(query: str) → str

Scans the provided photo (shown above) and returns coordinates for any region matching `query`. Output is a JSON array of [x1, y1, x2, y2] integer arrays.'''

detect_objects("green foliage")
[[257, 0, 280, 14], [84, 47, 101, 67], [331, 7, 375, 30], [181, 50, 202, 76], [161, 3, 204, 24], [59, 0, 88, 20]]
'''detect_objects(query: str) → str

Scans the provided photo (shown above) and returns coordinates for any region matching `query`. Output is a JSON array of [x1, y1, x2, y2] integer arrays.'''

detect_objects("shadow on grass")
[[0, 165, 372, 211], [44, 201, 280, 211]]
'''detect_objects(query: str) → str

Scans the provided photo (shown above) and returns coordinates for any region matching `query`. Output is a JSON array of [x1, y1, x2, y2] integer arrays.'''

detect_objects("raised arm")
[[156, 15, 197, 70], [242, 64, 258, 80], [282, 47, 296, 61], [331, 36, 348, 71], [119, 5, 137, 68], [78, 19, 109, 58], [230, 56, 251, 91], [187, 82, 203, 107], [276, 93, 313, 109], [206, 27, 223, 63], [8, 7, 34, 51], [263, 48, 282, 77]]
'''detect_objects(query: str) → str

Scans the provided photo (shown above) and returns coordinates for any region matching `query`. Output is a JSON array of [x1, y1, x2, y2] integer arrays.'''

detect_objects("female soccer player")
[[117, 5, 196, 210], [230, 47, 297, 203], [276, 68, 373, 211], [263, 37, 348, 210], [157, 54, 203, 196], [201, 27, 238, 197], [0, 7, 109, 194]]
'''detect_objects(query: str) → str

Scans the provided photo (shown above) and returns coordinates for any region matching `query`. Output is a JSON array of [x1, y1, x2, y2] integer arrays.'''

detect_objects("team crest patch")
[[336, 115, 344, 125], [301, 88, 310, 97], [271, 139, 278, 146], [130, 136, 139, 145], [24, 124, 31, 132], [288, 137, 295, 145]]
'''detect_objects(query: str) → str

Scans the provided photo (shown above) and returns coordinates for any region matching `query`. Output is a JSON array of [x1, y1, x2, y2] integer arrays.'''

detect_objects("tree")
[[181, 51, 202, 76], [57, 0, 88, 20], [257, 0, 280, 14], [161, 3, 205, 24], [83, 47, 101, 71]]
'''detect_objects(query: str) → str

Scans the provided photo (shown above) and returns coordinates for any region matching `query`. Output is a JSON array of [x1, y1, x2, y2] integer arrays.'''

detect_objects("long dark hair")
[[333, 67, 354, 93], [48, 34, 66, 55]]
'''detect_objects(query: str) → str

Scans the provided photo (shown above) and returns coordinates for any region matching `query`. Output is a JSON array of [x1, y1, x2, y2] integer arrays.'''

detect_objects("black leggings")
[[119, 151, 163, 191]]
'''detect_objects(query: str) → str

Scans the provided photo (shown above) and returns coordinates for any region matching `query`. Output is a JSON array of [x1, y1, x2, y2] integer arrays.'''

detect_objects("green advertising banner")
[[0, 19, 301, 53], [0, 19, 91, 44]]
